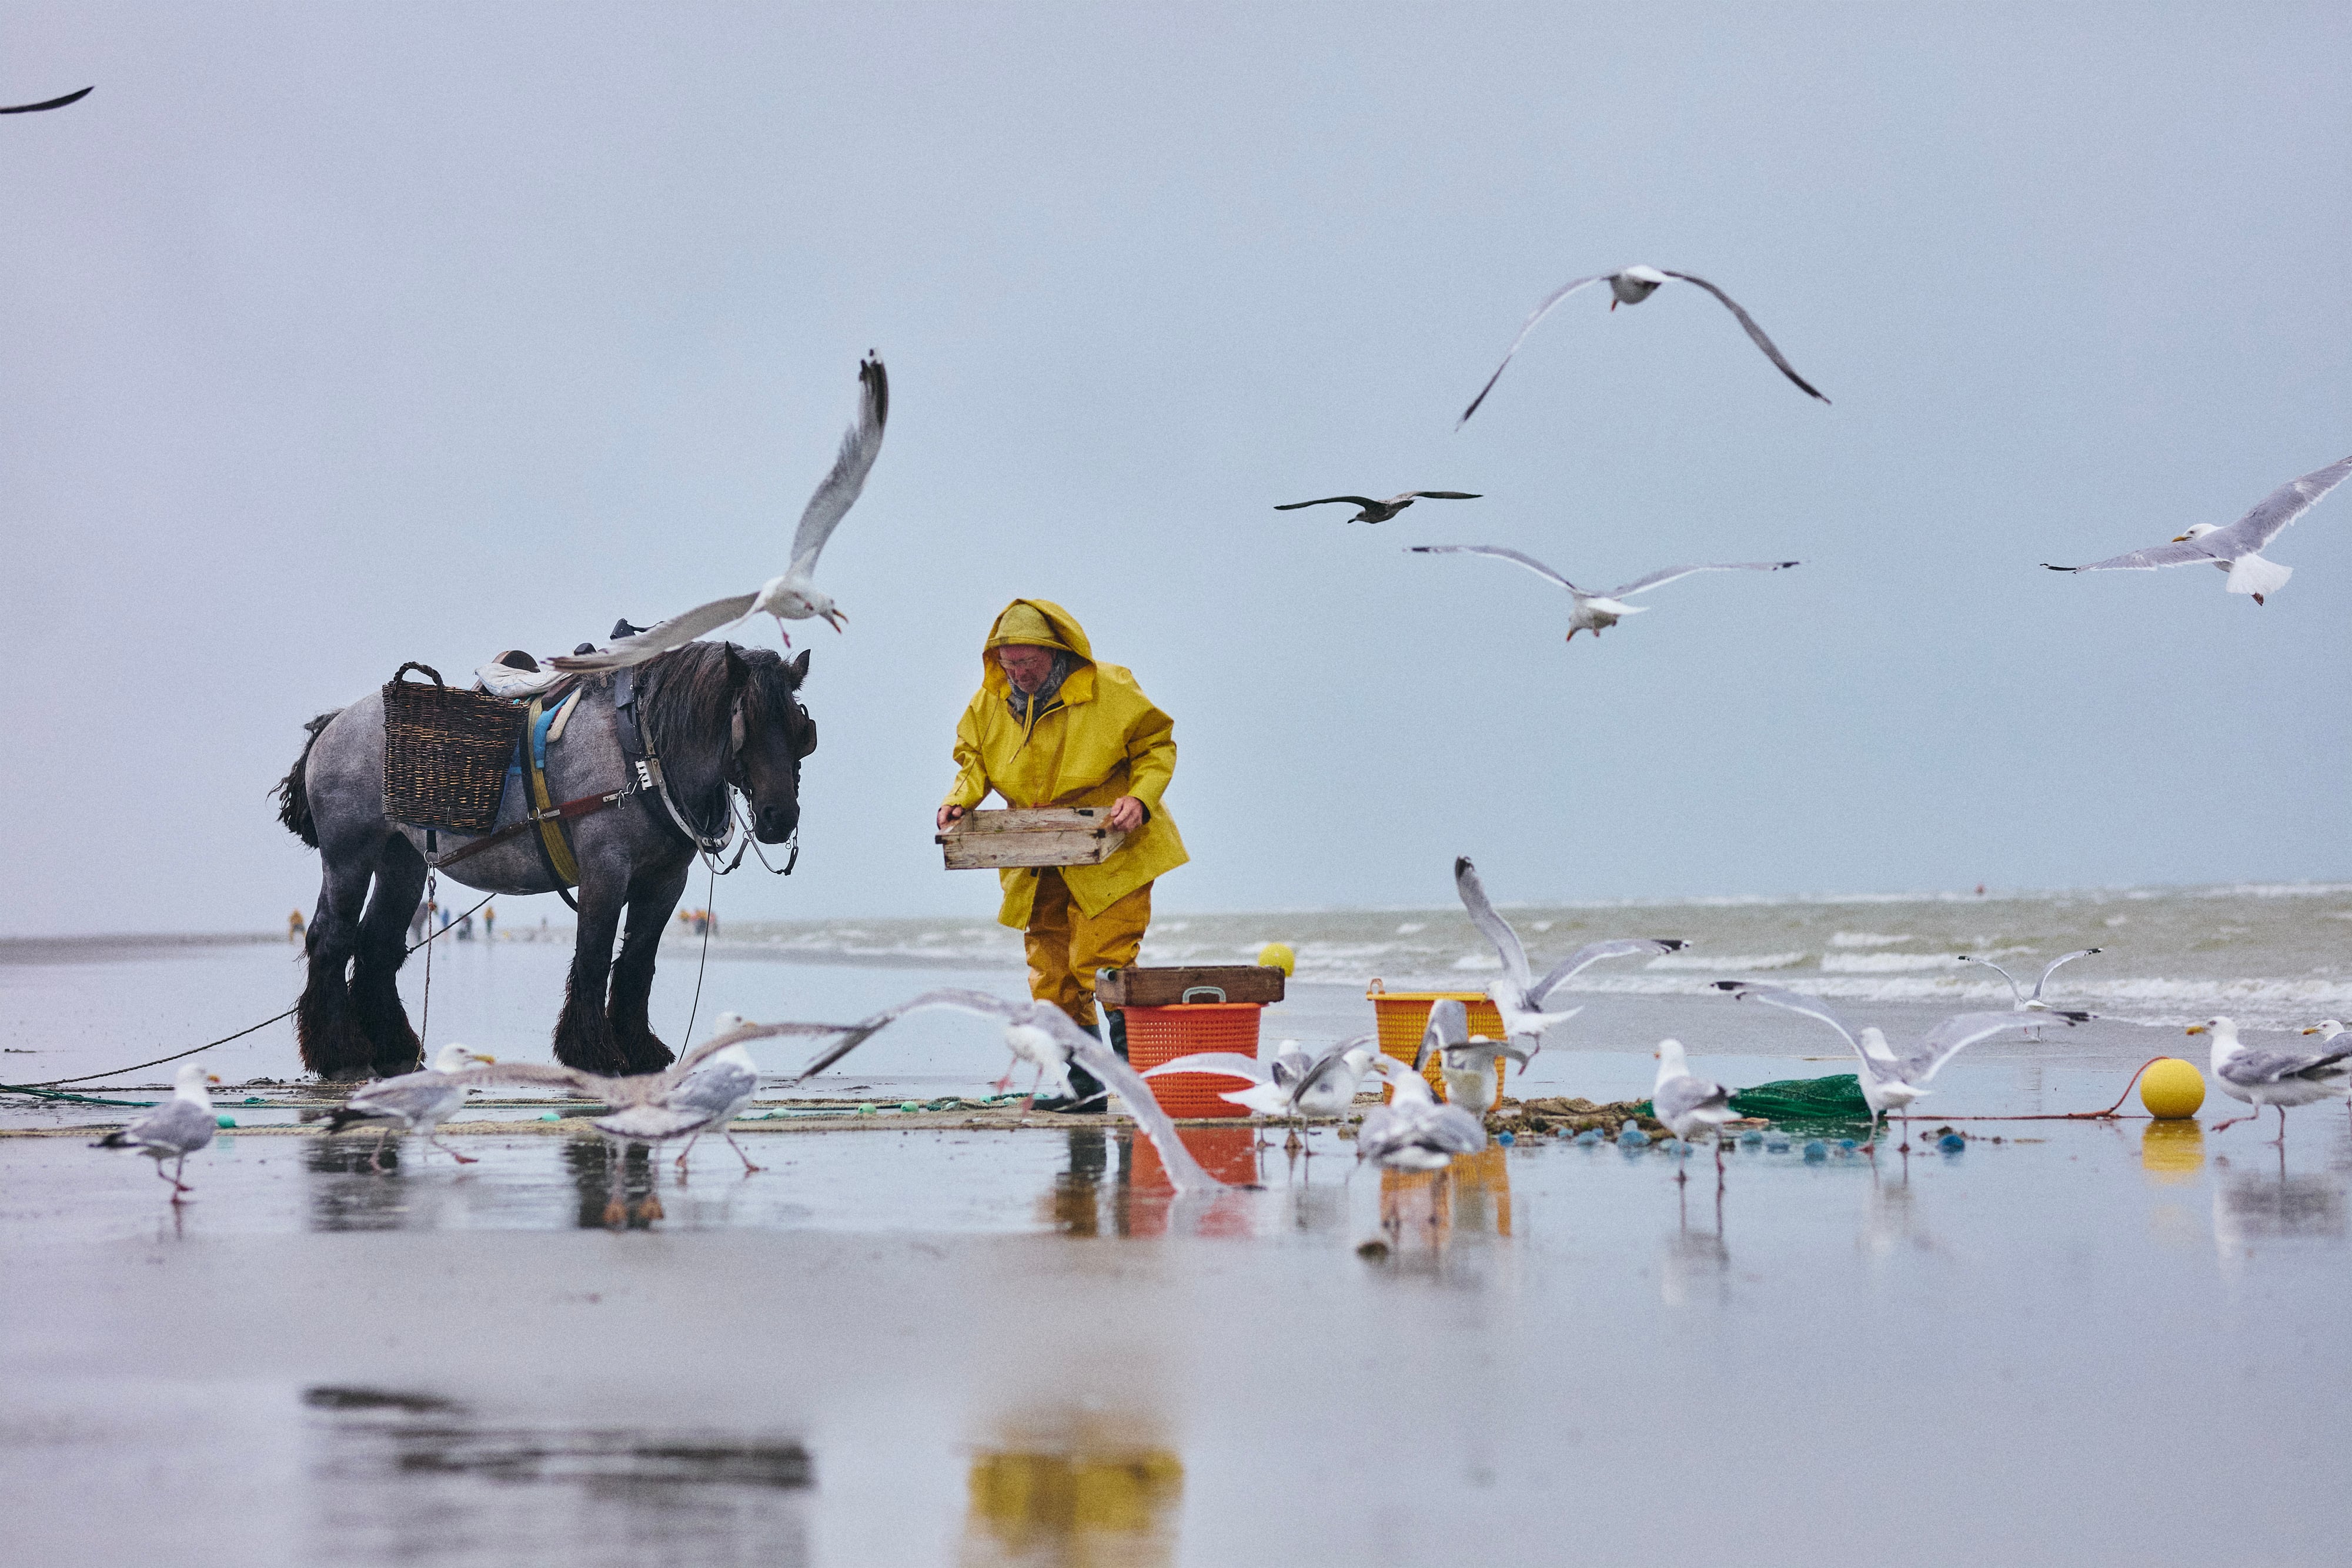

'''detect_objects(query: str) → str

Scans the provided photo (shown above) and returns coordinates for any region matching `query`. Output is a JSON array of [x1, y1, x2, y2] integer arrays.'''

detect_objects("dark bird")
[[1459, 264, 1829, 426], [1274, 491, 1481, 524], [1, 86, 93, 114]]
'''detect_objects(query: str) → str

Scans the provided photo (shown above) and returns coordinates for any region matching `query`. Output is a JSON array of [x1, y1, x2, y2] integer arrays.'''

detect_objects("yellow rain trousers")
[[944, 600, 1187, 1025]]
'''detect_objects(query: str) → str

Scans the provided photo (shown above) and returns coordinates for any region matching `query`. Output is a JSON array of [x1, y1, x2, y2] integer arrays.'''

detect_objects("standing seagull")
[[2187, 1017, 2350, 1143], [1142, 1032, 1378, 1145], [1, 85, 92, 113], [1459, 263, 1830, 426], [1454, 855, 1688, 1047], [594, 1041, 766, 1175], [1956, 947, 2103, 1039], [553, 355, 888, 668], [1274, 490, 1481, 524], [316, 1042, 499, 1168], [1411, 547, 1800, 643], [1651, 1039, 1737, 1185], [794, 989, 1230, 1195], [2043, 454, 2351, 606], [1713, 982, 2088, 1148], [1354, 1055, 1489, 1171], [91, 1063, 221, 1202], [1414, 997, 1527, 1115]]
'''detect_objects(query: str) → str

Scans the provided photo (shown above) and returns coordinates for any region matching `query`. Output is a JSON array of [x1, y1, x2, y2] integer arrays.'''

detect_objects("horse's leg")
[[607, 857, 691, 1074], [297, 851, 377, 1081], [553, 869, 630, 1075], [351, 834, 427, 1077]]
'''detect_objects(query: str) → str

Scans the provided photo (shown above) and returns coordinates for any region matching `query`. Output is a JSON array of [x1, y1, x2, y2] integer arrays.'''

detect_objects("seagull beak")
[[2184, 1024, 2206, 1035], [2303, 1027, 2322, 1035], [471, 1052, 498, 1064], [205, 1074, 222, 1085], [824, 608, 848, 633], [2170, 533, 2193, 543]]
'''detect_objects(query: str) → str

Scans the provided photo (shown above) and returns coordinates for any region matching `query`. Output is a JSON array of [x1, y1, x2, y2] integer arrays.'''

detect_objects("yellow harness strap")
[[525, 695, 583, 887]]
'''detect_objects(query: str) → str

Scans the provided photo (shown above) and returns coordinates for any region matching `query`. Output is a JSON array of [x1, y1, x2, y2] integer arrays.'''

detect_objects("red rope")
[[1915, 1055, 2172, 1122]]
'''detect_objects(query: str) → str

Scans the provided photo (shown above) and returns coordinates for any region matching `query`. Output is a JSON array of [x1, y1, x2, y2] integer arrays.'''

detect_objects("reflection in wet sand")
[[1859, 1160, 1933, 1261], [1378, 1143, 1511, 1252], [564, 1136, 663, 1229], [1662, 1182, 1729, 1308], [2213, 1169, 2347, 1268], [2140, 1121, 2205, 1185], [961, 1410, 1181, 1568], [303, 1386, 811, 1567]]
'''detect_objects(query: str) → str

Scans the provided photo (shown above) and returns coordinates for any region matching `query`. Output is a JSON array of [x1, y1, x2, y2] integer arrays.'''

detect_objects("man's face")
[[997, 644, 1055, 694]]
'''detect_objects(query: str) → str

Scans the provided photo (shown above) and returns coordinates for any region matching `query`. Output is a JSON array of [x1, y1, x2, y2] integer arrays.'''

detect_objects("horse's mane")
[[634, 643, 803, 839]]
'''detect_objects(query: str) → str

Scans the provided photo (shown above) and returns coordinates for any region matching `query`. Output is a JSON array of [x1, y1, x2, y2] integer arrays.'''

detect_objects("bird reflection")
[[1858, 1154, 1935, 1260], [305, 1136, 422, 1233], [563, 1137, 663, 1229], [960, 1410, 1181, 1568], [1377, 1142, 1512, 1252], [1661, 1180, 1728, 1308], [2212, 1167, 2347, 1269]]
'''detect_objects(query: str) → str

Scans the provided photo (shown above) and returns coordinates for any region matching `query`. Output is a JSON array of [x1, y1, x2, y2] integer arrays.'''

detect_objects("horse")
[[275, 642, 816, 1080]]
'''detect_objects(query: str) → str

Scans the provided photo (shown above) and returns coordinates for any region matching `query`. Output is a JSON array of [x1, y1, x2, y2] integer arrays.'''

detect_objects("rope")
[[680, 857, 716, 1048], [419, 871, 438, 1055], [1915, 1056, 2173, 1122], [17, 891, 493, 1089]]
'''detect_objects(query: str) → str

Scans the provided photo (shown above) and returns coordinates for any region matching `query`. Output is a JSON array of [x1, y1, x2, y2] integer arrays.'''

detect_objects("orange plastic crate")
[[1365, 981, 1508, 1104], [1121, 1001, 1262, 1119]]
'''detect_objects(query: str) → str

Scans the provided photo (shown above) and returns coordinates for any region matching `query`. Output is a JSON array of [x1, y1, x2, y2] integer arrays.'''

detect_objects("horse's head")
[[722, 646, 817, 843]]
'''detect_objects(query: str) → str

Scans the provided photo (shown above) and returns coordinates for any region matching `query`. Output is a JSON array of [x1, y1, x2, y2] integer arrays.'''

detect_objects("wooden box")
[[937, 807, 1130, 870], [1098, 965, 1286, 1009]]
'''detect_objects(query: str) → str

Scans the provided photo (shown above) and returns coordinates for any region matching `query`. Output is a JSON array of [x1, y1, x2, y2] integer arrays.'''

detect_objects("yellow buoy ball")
[[2139, 1057, 2206, 1119], [1257, 941, 1295, 977]]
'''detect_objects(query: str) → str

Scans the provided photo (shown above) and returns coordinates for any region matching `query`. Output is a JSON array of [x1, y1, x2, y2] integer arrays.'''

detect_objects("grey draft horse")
[[275, 643, 816, 1080]]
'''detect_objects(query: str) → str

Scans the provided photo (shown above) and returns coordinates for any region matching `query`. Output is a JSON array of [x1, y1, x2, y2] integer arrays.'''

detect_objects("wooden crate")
[[937, 807, 1130, 870], [1098, 965, 1286, 1008]]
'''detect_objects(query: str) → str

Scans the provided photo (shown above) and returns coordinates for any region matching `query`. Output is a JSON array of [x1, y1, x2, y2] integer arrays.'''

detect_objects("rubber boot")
[[1044, 1015, 1118, 1114]]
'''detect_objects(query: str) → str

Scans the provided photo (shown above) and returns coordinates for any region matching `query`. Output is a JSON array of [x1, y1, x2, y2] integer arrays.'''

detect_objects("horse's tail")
[[276, 710, 340, 848]]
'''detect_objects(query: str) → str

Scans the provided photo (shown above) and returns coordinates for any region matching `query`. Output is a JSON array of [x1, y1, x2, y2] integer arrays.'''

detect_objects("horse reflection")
[[563, 1136, 664, 1228]]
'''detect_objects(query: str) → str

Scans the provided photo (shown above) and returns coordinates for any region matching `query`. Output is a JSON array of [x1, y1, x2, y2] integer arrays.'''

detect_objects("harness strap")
[[429, 787, 628, 870], [525, 695, 584, 888]]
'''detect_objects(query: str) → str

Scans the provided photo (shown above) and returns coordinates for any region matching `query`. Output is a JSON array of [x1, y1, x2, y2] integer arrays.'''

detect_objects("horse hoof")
[[602, 1201, 626, 1227]]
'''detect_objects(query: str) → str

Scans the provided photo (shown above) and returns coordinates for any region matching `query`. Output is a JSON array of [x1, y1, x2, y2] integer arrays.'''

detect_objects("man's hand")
[[1107, 795, 1145, 833], [937, 804, 968, 833]]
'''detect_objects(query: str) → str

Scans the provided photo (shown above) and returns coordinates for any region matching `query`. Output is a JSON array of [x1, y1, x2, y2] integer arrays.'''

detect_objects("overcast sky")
[[3, 4, 2346, 935]]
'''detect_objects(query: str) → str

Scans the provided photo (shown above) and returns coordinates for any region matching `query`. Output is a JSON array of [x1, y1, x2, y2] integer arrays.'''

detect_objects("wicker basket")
[[380, 662, 527, 833]]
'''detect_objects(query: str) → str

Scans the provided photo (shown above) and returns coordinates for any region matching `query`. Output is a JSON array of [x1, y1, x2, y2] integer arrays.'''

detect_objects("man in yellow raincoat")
[[937, 600, 1187, 1109]]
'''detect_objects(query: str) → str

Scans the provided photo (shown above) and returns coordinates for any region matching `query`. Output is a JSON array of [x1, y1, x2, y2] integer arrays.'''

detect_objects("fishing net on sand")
[[1721, 1074, 1873, 1128]]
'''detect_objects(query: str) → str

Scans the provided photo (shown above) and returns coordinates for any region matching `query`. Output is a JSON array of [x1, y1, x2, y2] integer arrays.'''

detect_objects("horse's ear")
[[787, 649, 811, 688], [722, 643, 749, 688]]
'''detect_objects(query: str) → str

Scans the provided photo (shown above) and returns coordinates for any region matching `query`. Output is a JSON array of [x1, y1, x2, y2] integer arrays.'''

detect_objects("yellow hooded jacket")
[[944, 600, 1188, 929]]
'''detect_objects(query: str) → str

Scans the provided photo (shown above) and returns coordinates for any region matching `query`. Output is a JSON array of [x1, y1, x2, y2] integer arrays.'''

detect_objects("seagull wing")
[[548, 593, 760, 671], [0, 86, 92, 113], [2217, 1045, 2352, 1088], [112, 1096, 218, 1155], [1286, 1032, 1379, 1108], [1712, 981, 1873, 1065], [1140, 1052, 1269, 1082], [1902, 1010, 2087, 1084], [1531, 938, 1689, 1005], [1608, 561, 1802, 599], [453, 1061, 628, 1101], [1654, 1074, 1733, 1126], [1956, 955, 2025, 1004], [2030, 948, 2102, 1001], [1423, 1102, 1492, 1155], [660, 1017, 867, 1088], [340, 1076, 462, 1126], [1457, 272, 1613, 426], [1416, 999, 1470, 1073], [1274, 496, 1382, 511], [1656, 270, 1831, 403], [2043, 540, 2222, 574], [1454, 856, 1533, 997], [1408, 544, 1585, 594], [1399, 492, 1483, 502], [1052, 1019, 1228, 1195], [788, 988, 1021, 1079], [786, 354, 890, 577], [2201, 454, 2352, 557]]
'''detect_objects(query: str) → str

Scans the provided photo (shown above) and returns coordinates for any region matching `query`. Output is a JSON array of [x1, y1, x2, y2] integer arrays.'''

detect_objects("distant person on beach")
[[937, 600, 1186, 1112], [288, 909, 305, 944], [483, 904, 495, 941]]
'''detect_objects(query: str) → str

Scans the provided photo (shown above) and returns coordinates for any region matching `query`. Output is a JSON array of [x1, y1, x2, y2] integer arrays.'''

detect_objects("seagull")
[[1413, 998, 1526, 1116], [2305, 1021, 2352, 1129], [1141, 1032, 1378, 1146], [793, 989, 1230, 1195], [1956, 948, 2103, 1038], [1651, 1039, 1737, 1185], [1354, 1055, 1488, 1171], [1455, 855, 1688, 1047], [315, 1042, 499, 1168], [1458, 263, 1829, 426], [1, 86, 92, 114], [1411, 547, 1800, 643], [594, 1042, 765, 1175], [91, 1063, 221, 1202], [1712, 981, 2089, 1148], [1273, 491, 1481, 524], [2187, 1017, 2351, 1143], [552, 355, 888, 669], [2043, 454, 2352, 606]]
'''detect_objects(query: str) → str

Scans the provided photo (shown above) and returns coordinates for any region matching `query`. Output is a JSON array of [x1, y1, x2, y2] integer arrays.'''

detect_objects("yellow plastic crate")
[[1365, 981, 1508, 1104]]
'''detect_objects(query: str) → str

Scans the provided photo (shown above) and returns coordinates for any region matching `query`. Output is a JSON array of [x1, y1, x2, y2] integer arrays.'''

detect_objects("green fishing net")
[[1724, 1073, 1873, 1127]]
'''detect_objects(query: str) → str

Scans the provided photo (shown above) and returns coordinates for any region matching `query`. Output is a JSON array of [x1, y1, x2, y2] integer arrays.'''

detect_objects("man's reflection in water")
[[563, 1136, 663, 1229], [1047, 1129, 1114, 1236], [960, 1410, 1181, 1568]]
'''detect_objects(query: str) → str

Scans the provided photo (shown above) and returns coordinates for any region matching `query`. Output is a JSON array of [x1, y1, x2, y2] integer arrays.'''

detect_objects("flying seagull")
[[2043, 454, 2352, 606], [1, 86, 92, 114], [1411, 546, 1800, 642], [1413, 997, 1526, 1116], [1141, 1032, 1378, 1146], [1651, 1039, 1737, 1185], [1455, 854, 1688, 1047], [593, 1039, 766, 1175], [1274, 491, 1481, 524], [315, 1042, 498, 1168], [1459, 263, 1829, 426], [2187, 1017, 2350, 1143], [1956, 948, 2102, 1038], [793, 988, 1230, 1195], [91, 1062, 221, 1202], [1713, 981, 2087, 1147], [553, 355, 888, 669], [1354, 1055, 1488, 1171]]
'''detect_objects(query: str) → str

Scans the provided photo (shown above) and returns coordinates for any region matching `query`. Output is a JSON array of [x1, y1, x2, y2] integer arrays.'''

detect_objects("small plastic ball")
[[2139, 1057, 2206, 1119], [1937, 1132, 1967, 1153], [1257, 942, 1296, 977], [1802, 1140, 1828, 1162]]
